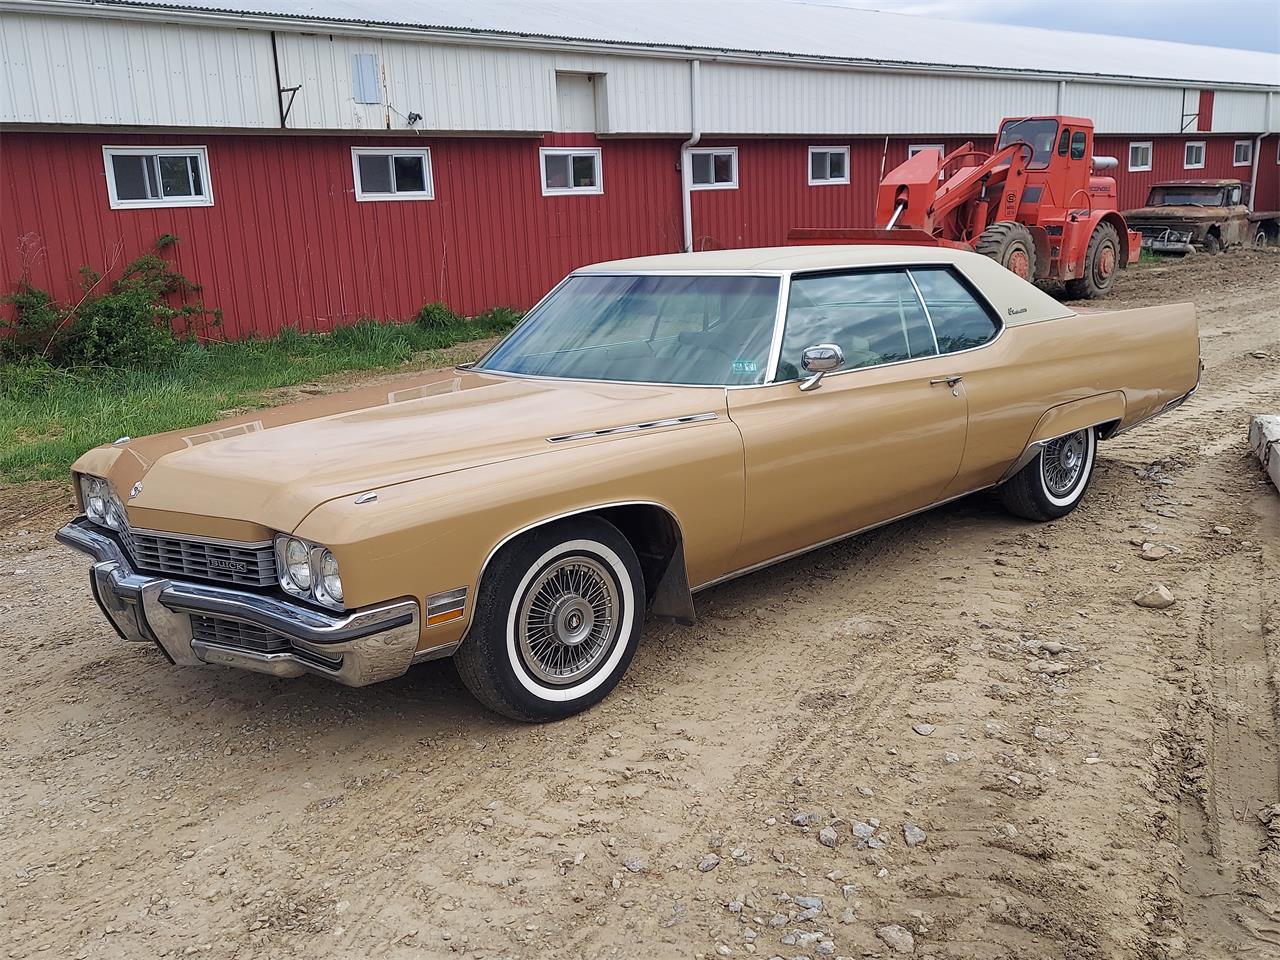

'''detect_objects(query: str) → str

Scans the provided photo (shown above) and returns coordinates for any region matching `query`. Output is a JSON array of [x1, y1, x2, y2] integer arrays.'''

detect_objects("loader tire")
[[975, 221, 1037, 281], [1064, 222, 1120, 299]]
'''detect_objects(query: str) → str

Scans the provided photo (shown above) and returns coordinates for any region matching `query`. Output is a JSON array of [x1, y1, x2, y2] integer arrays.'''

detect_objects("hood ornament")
[[129, 481, 144, 500]]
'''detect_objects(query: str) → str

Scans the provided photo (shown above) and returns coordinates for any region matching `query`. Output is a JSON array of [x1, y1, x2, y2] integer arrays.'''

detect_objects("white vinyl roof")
[[83, 0, 1280, 88]]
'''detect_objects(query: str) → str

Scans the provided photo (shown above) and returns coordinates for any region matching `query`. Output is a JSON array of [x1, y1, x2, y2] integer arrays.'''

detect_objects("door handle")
[[930, 376, 963, 387]]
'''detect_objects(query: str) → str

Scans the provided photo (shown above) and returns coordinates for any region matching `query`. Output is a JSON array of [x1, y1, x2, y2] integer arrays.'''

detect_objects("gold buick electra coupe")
[[59, 246, 1200, 720]]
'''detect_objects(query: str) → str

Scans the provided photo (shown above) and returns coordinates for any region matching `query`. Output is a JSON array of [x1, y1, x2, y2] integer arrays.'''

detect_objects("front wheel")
[[454, 516, 644, 721], [999, 426, 1097, 521], [1064, 223, 1120, 300]]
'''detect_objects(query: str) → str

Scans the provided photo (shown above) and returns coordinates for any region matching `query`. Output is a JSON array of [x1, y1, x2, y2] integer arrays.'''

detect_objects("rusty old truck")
[[1123, 179, 1280, 254]]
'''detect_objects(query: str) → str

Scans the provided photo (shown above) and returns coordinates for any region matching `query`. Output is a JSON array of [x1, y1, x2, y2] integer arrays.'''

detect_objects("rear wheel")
[[454, 516, 644, 722], [975, 221, 1038, 281], [999, 426, 1097, 522], [1064, 223, 1120, 299]]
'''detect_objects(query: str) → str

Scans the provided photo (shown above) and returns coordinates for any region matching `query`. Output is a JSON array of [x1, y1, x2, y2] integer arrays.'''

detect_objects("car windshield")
[[476, 274, 781, 386], [996, 118, 1058, 169], [1147, 186, 1225, 206]]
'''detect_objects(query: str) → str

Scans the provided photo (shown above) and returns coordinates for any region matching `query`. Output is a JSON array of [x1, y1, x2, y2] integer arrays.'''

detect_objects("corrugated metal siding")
[[0, 11, 277, 127], [1211, 90, 1272, 133], [272, 35, 696, 134], [699, 63, 1057, 136], [1094, 135, 1258, 210], [1062, 84, 1184, 135], [0, 131, 683, 336]]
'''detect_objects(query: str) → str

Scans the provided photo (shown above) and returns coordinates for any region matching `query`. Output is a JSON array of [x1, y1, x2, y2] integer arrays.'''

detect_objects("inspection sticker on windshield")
[[731, 360, 758, 374]]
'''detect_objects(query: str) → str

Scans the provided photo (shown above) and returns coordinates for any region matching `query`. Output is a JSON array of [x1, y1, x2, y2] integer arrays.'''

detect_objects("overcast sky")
[[833, 0, 1280, 53]]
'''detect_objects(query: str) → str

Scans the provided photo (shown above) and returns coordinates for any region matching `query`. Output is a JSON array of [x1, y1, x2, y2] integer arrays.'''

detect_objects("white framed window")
[[1183, 141, 1206, 170], [102, 146, 213, 209], [1128, 141, 1153, 172], [540, 147, 603, 196], [351, 148, 433, 201], [689, 147, 738, 190], [808, 146, 849, 185], [1233, 139, 1253, 166]]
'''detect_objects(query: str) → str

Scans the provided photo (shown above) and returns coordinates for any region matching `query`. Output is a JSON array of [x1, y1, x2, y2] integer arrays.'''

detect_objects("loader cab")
[[995, 116, 1096, 217]]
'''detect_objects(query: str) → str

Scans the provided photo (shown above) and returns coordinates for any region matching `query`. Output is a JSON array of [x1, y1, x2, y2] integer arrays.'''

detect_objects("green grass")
[[0, 311, 520, 484]]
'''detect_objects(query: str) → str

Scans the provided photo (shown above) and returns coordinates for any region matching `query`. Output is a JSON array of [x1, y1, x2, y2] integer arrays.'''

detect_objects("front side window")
[[1234, 139, 1253, 166], [911, 268, 999, 354], [1070, 131, 1087, 160], [808, 147, 849, 185], [541, 148, 602, 195], [776, 270, 938, 381], [352, 148, 433, 201], [1184, 141, 1206, 169], [690, 148, 738, 190], [103, 146, 212, 209], [997, 119, 1058, 169], [477, 274, 779, 386], [1129, 141, 1153, 172]]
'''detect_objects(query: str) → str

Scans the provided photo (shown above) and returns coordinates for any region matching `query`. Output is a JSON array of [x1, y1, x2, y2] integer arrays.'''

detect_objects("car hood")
[[1124, 206, 1222, 221], [75, 368, 727, 533]]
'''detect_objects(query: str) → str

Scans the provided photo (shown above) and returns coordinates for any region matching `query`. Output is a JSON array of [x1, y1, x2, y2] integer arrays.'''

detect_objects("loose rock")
[[1134, 584, 1176, 609], [903, 823, 927, 847], [912, 723, 935, 737], [877, 923, 916, 954], [818, 826, 839, 848]]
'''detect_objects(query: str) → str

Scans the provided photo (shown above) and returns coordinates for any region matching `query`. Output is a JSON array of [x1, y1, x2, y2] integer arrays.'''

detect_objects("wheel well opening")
[[590, 504, 681, 603], [1207, 224, 1222, 239], [1096, 418, 1123, 441]]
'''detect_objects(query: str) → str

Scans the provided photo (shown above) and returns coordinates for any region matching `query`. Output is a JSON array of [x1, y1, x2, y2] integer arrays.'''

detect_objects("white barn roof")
[[78, 0, 1280, 88]]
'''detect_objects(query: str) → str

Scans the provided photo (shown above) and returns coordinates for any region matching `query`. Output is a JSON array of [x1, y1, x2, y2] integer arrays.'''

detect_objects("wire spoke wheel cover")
[[517, 555, 619, 686], [1041, 429, 1088, 499]]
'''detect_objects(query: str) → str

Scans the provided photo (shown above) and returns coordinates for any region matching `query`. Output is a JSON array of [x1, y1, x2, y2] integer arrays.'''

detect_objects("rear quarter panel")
[[948, 302, 1199, 491]]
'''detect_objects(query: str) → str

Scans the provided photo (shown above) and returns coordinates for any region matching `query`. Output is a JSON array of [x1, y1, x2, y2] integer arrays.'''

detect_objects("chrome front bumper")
[[56, 518, 421, 686]]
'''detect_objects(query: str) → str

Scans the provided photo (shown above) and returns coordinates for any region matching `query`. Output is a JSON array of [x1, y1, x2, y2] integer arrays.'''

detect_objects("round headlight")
[[282, 537, 312, 590], [83, 477, 109, 523], [317, 550, 342, 604]]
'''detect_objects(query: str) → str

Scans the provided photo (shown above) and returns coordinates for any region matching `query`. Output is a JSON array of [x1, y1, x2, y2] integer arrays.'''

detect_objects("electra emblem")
[[129, 481, 144, 500]]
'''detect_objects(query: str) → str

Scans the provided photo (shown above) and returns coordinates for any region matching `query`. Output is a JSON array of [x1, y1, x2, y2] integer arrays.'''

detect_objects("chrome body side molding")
[[547, 412, 718, 443]]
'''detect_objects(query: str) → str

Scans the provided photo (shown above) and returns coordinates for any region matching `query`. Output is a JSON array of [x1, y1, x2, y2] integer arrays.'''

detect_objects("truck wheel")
[[999, 427, 1097, 522], [1251, 228, 1268, 248], [1203, 233, 1222, 255], [454, 516, 644, 722], [975, 221, 1038, 281], [1064, 223, 1120, 299]]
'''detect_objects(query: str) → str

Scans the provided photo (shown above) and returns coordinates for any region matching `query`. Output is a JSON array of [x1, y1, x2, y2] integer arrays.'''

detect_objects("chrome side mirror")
[[799, 343, 844, 391]]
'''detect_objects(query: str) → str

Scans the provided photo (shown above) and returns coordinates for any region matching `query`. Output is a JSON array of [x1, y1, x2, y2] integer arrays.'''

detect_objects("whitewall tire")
[[454, 517, 644, 721], [999, 426, 1097, 521]]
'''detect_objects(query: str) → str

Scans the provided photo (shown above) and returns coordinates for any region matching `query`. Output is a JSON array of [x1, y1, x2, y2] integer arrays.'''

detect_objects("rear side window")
[[777, 269, 938, 380], [911, 268, 1000, 353]]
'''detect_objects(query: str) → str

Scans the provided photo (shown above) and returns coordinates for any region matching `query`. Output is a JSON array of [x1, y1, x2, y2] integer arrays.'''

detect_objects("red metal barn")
[[2, 0, 1278, 337]]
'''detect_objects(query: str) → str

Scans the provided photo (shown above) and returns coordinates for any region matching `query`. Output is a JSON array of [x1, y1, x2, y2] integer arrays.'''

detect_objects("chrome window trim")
[[470, 259, 1026, 391], [904, 269, 942, 355], [767, 263, 1009, 386], [547, 412, 718, 443]]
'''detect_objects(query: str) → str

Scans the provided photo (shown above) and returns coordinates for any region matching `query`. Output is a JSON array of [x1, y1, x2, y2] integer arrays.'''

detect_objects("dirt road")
[[2, 252, 1278, 960]]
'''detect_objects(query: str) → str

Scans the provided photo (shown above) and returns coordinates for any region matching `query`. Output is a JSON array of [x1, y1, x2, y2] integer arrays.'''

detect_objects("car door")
[[726, 267, 970, 572]]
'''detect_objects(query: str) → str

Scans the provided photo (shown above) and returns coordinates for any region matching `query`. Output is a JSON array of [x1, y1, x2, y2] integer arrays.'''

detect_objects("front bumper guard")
[[56, 518, 421, 686]]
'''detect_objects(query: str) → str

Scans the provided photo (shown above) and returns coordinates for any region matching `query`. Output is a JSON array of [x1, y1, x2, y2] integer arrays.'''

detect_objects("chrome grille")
[[117, 522, 277, 587], [191, 615, 292, 655]]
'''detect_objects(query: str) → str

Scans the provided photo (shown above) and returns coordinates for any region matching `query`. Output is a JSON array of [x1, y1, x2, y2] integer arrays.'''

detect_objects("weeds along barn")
[[1, 0, 1278, 337]]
